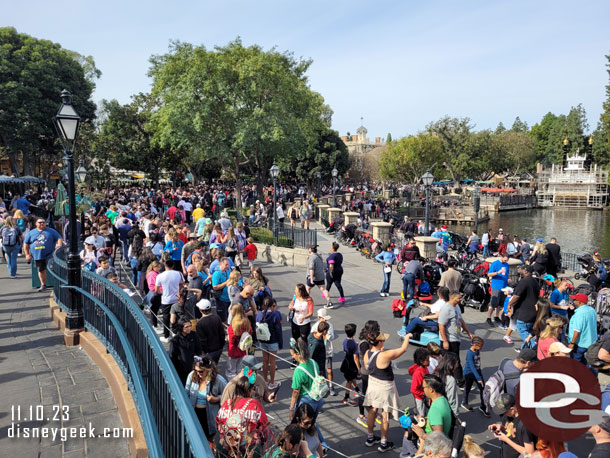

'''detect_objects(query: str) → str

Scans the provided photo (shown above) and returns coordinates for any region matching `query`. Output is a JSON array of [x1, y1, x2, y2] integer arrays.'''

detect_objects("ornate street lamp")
[[473, 185, 481, 233], [269, 164, 280, 244], [332, 167, 338, 207], [421, 172, 434, 236], [54, 89, 83, 345]]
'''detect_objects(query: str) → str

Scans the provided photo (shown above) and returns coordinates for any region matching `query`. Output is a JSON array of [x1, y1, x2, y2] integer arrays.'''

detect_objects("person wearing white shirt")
[[398, 287, 450, 337]]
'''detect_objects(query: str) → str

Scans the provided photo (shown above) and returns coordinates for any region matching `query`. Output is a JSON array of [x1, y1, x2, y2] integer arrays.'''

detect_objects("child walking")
[[340, 323, 359, 406], [461, 336, 489, 417], [408, 348, 430, 415], [501, 287, 515, 344]]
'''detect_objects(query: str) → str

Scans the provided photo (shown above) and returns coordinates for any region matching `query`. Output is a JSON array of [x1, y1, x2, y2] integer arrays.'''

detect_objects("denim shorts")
[[260, 341, 279, 352]]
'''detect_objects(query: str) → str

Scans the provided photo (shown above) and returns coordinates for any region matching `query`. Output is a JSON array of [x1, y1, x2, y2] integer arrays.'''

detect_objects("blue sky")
[[4, 0, 610, 139]]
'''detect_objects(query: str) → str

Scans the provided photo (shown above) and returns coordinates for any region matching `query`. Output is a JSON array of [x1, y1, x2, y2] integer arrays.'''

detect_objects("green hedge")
[[249, 227, 294, 248]]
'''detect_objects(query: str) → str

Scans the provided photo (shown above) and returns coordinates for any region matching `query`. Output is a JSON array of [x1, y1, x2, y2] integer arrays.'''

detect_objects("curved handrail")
[[60, 284, 163, 457], [49, 246, 213, 457]]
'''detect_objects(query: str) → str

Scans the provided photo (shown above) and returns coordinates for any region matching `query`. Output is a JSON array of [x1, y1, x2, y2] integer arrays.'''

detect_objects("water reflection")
[[444, 208, 609, 255]]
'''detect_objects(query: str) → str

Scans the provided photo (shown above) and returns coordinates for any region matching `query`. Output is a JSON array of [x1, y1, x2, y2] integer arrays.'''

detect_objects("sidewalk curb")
[[49, 297, 147, 458]]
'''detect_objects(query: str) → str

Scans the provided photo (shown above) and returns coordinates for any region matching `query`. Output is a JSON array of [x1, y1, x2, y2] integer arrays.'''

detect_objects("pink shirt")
[[537, 337, 558, 360], [147, 270, 159, 292]]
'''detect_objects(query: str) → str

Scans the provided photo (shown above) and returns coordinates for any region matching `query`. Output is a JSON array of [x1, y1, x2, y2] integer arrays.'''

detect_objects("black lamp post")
[[332, 167, 338, 207], [473, 185, 481, 233], [76, 160, 87, 243], [54, 89, 84, 345], [269, 164, 280, 245], [422, 172, 434, 236]]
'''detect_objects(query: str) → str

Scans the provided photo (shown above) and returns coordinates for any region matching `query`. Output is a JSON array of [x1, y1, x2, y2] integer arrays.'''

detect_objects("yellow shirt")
[[192, 207, 205, 222]]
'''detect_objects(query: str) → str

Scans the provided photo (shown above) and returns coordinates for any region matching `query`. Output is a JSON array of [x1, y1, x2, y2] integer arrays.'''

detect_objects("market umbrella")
[[501, 188, 516, 193], [54, 181, 68, 216], [20, 175, 41, 183]]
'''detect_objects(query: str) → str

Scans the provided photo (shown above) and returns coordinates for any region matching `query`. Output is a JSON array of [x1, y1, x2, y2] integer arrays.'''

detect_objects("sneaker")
[[503, 335, 513, 344], [268, 381, 281, 390], [514, 347, 522, 353], [324, 302, 334, 310], [37, 285, 47, 292], [342, 398, 358, 406], [365, 435, 381, 447], [378, 441, 394, 453], [160, 336, 171, 343], [329, 387, 338, 396], [486, 318, 493, 326], [397, 329, 407, 338], [460, 403, 472, 411], [494, 317, 502, 324], [500, 325, 508, 331], [155, 326, 164, 335], [379, 292, 385, 297], [356, 416, 368, 428], [478, 406, 490, 417]]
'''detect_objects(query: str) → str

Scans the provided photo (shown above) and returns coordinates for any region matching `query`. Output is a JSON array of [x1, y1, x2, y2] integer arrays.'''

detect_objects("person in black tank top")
[[362, 328, 412, 453]]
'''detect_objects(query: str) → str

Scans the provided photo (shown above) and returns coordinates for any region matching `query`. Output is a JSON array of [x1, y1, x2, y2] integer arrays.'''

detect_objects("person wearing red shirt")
[[244, 237, 258, 274]]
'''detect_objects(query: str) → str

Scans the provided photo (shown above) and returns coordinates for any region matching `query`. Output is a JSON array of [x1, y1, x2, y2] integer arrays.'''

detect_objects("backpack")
[[483, 358, 520, 410], [174, 211, 183, 224], [596, 261, 608, 282], [238, 332, 252, 352], [296, 362, 329, 401], [358, 341, 370, 376], [419, 281, 431, 295], [1, 227, 18, 246], [586, 334, 610, 367], [219, 398, 253, 451]]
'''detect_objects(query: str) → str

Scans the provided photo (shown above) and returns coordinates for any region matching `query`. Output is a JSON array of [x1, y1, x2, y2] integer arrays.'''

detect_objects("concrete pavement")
[[0, 258, 130, 458]]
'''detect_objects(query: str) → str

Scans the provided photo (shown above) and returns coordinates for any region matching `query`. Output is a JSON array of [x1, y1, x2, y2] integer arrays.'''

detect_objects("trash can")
[[31, 260, 55, 289]]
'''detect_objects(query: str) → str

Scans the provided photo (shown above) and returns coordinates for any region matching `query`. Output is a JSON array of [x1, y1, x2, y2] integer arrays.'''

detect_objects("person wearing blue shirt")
[[375, 244, 396, 297], [164, 233, 185, 261], [486, 253, 509, 327], [549, 281, 572, 317], [568, 293, 598, 364], [209, 255, 235, 275], [461, 337, 488, 416], [24, 218, 63, 291], [211, 258, 231, 323], [13, 195, 31, 215]]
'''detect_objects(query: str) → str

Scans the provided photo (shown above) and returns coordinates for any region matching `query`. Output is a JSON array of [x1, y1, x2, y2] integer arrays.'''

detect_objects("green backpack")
[[296, 362, 329, 401]]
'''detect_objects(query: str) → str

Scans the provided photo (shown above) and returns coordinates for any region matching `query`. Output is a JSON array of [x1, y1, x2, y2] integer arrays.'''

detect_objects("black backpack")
[[586, 333, 610, 367]]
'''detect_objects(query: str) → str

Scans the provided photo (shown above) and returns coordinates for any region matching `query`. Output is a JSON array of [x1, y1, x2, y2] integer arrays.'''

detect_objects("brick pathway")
[[0, 258, 130, 458]]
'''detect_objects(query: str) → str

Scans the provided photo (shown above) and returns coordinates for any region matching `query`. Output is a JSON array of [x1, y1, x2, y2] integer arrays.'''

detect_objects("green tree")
[[379, 134, 443, 184], [511, 116, 529, 133], [386, 133, 392, 143], [284, 127, 349, 190], [149, 38, 330, 205], [95, 94, 179, 187], [592, 54, 610, 166], [0, 27, 97, 176], [529, 112, 559, 165], [495, 122, 506, 134], [466, 130, 503, 179], [494, 130, 536, 174], [426, 116, 473, 185]]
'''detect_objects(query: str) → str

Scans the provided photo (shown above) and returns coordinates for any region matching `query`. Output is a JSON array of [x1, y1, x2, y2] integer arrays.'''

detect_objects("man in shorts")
[[306, 245, 329, 301], [24, 218, 63, 291]]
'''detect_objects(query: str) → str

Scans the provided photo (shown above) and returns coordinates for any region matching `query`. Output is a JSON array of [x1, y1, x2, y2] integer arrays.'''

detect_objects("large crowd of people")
[[1, 183, 610, 458]]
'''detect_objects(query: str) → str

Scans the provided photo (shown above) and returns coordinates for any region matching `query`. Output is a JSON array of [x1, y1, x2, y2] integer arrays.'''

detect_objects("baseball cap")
[[499, 228, 503, 232], [522, 237, 527, 241], [84, 236, 97, 246], [548, 342, 572, 355], [196, 299, 212, 311], [241, 355, 263, 371], [570, 293, 588, 304], [501, 286, 514, 295], [496, 393, 516, 416], [537, 238, 543, 242], [309, 244, 318, 252], [518, 348, 537, 362], [317, 309, 332, 320]]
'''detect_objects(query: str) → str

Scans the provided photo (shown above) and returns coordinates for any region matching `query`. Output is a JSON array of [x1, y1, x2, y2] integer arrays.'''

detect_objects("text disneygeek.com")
[[8, 423, 133, 442]]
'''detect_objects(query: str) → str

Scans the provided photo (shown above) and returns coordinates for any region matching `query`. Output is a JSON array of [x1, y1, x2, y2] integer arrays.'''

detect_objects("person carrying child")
[[340, 323, 360, 406]]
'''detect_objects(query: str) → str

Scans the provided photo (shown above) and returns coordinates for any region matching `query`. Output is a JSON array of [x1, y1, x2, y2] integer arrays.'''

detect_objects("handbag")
[[383, 265, 392, 274]]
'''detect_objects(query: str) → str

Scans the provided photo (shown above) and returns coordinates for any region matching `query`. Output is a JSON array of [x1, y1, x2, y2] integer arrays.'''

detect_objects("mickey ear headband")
[[242, 367, 256, 385], [289, 337, 298, 352]]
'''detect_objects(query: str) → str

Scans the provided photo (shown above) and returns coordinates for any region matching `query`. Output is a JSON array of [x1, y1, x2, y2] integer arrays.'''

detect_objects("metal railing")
[[561, 252, 582, 272], [48, 247, 212, 458], [274, 224, 318, 249]]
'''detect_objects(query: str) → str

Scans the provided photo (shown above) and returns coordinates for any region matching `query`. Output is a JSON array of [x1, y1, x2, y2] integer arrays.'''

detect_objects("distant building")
[[343, 123, 386, 181], [536, 150, 608, 208]]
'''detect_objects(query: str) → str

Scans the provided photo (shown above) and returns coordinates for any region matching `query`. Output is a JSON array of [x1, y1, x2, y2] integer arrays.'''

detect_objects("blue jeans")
[[516, 320, 534, 349], [483, 245, 489, 257], [3, 244, 19, 277], [402, 273, 415, 300], [572, 345, 587, 364], [297, 395, 327, 447], [404, 317, 437, 334], [381, 269, 391, 293]]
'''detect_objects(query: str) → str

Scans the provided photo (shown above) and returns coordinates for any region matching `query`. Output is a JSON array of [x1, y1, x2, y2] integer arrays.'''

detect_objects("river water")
[[444, 208, 610, 255]]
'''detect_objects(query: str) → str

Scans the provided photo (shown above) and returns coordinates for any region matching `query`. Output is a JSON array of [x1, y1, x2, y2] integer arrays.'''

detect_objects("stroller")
[[461, 273, 490, 311], [337, 223, 357, 246]]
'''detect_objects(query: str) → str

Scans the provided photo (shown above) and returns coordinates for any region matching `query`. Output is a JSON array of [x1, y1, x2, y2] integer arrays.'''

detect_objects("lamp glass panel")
[[58, 118, 78, 141]]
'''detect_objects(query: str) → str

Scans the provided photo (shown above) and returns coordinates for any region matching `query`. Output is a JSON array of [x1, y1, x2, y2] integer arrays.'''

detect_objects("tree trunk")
[[233, 154, 242, 210], [8, 151, 21, 176]]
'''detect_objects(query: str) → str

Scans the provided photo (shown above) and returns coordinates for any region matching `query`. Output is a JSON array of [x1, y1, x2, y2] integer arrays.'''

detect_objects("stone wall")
[[255, 243, 309, 268]]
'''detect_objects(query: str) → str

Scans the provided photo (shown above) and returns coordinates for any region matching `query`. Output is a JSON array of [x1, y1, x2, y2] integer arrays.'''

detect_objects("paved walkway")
[[0, 258, 130, 458]]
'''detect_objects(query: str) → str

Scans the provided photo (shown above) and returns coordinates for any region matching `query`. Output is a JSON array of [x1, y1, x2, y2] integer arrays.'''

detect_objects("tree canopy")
[[0, 27, 98, 176]]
